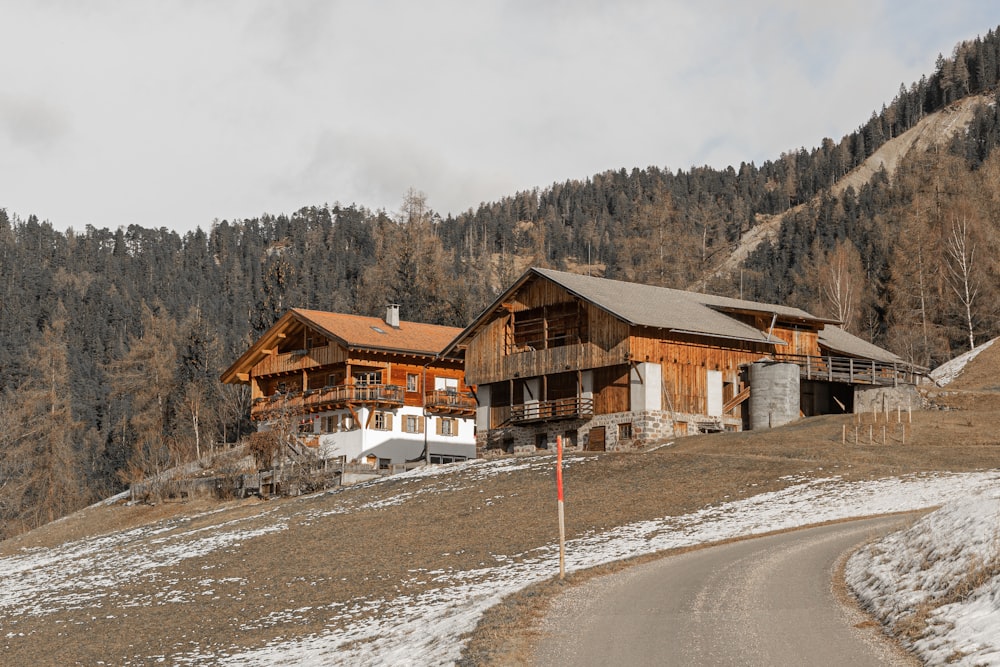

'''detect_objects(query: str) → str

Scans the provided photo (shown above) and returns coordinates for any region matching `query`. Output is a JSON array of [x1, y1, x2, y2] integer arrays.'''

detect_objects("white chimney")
[[386, 304, 400, 328]]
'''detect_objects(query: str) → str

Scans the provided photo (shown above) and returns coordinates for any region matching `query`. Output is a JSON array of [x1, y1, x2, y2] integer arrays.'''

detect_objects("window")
[[404, 415, 424, 434], [355, 371, 382, 386], [327, 374, 339, 388], [430, 454, 467, 464], [373, 411, 393, 431], [535, 433, 549, 449], [378, 457, 391, 471], [322, 415, 338, 433], [618, 422, 633, 440], [298, 418, 315, 434], [437, 417, 457, 436], [406, 373, 420, 393]]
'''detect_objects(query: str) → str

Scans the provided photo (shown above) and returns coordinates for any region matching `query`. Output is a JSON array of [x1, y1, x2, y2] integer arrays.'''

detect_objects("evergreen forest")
[[5, 29, 1000, 537]]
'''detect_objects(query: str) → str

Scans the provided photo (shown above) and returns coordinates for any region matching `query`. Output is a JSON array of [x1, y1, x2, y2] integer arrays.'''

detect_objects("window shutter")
[[386, 413, 393, 430], [418, 416, 424, 433], [435, 417, 442, 435]]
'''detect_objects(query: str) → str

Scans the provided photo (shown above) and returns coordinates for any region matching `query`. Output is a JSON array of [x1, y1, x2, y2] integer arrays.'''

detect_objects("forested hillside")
[[4, 28, 1000, 537]]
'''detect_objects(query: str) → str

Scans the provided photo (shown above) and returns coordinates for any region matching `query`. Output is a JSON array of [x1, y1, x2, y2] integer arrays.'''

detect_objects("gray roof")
[[533, 268, 829, 345], [817, 325, 904, 364]]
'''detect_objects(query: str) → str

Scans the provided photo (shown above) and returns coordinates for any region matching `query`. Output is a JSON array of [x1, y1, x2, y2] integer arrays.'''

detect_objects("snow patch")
[[847, 490, 1000, 666], [930, 338, 996, 386]]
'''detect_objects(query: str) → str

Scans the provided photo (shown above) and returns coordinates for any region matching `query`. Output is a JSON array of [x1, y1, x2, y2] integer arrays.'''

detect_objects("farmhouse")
[[443, 268, 921, 454], [221, 306, 477, 467]]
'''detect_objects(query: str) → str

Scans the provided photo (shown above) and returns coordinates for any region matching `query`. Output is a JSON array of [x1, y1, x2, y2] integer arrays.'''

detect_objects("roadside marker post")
[[556, 435, 566, 580]]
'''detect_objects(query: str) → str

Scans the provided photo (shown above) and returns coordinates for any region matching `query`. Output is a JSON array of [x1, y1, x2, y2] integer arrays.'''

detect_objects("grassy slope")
[[3, 367, 1000, 663]]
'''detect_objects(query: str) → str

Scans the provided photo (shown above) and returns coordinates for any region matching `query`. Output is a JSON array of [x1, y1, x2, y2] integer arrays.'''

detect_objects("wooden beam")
[[723, 385, 751, 414], [237, 372, 249, 381]]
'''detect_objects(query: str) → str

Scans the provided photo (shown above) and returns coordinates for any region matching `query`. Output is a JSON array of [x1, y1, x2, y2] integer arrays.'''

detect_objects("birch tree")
[[821, 241, 863, 333], [945, 216, 979, 351]]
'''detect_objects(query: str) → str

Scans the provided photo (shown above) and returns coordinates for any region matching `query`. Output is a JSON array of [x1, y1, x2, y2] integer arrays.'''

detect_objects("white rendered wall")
[[630, 362, 663, 412], [303, 405, 475, 464]]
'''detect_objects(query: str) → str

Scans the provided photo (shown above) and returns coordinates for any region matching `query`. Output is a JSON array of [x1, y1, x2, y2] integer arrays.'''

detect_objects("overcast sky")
[[1, 1, 998, 234]]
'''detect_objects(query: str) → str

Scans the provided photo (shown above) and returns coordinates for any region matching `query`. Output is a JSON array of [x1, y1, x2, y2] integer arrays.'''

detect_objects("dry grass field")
[[3, 354, 1000, 664]]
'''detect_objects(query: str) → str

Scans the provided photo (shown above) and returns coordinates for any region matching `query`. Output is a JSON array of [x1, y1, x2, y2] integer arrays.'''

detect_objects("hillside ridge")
[[710, 94, 989, 281]]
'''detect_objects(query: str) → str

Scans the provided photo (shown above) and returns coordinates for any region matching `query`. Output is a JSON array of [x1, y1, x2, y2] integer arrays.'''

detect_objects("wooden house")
[[442, 268, 921, 454], [221, 306, 476, 467]]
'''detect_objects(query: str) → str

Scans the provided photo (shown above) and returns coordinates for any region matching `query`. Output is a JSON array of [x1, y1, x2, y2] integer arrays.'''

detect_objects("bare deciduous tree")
[[822, 241, 862, 332], [945, 216, 979, 351]]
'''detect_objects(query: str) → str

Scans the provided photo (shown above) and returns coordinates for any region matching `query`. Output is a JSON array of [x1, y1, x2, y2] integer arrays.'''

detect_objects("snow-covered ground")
[[848, 490, 1000, 666], [930, 338, 996, 386], [3, 458, 1000, 665]]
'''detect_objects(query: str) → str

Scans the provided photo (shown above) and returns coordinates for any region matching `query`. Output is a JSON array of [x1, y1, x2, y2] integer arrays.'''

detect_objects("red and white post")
[[556, 435, 566, 580]]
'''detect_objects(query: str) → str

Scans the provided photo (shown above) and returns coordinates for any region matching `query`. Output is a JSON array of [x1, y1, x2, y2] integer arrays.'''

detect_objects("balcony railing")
[[253, 344, 343, 376], [773, 353, 923, 386], [424, 389, 477, 416], [509, 397, 594, 424], [251, 384, 404, 419]]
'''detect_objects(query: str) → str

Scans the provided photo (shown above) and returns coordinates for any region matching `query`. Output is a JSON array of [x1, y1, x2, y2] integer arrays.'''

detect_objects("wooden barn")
[[442, 268, 921, 454], [221, 306, 477, 467]]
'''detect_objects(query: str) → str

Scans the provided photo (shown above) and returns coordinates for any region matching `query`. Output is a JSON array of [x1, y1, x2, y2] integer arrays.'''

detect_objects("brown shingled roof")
[[220, 308, 463, 384], [291, 308, 461, 354]]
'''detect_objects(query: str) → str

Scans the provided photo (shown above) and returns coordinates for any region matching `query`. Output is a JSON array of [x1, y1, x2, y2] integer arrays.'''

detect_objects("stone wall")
[[476, 409, 742, 456], [854, 384, 921, 414]]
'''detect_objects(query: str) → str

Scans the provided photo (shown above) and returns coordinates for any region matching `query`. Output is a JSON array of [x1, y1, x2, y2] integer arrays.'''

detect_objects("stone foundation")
[[477, 410, 742, 456]]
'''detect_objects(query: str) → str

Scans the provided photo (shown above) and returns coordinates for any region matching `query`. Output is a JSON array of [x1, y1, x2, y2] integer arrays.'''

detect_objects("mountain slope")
[[711, 94, 989, 281]]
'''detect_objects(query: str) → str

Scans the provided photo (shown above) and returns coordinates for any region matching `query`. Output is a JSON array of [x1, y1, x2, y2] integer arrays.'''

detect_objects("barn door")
[[586, 426, 606, 451]]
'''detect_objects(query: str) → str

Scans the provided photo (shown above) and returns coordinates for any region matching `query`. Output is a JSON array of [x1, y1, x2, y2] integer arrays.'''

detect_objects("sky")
[[1, 1, 999, 234]]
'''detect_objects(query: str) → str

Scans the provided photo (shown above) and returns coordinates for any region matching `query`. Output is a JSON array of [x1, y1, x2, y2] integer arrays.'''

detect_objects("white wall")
[[629, 362, 663, 412], [296, 405, 476, 464], [706, 369, 723, 417], [475, 384, 492, 433]]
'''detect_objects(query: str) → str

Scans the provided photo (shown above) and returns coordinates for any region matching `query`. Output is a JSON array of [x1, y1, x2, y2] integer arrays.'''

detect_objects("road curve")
[[533, 516, 918, 667]]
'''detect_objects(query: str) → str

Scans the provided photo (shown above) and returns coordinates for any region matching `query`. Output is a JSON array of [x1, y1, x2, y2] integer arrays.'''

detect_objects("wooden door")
[[587, 426, 606, 451]]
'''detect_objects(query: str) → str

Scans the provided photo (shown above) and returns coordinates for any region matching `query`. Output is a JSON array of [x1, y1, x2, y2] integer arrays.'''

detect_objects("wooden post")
[[556, 435, 566, 580], [842, 424, 846, 445]]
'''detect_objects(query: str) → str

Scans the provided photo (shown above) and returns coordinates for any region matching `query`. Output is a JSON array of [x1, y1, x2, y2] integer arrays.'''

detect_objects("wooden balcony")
[[509, 397, 594, 424], [253, 344, 345, 377], [251, 384, 404, 420], [774, 354, 922, 386], [424, 389, 477, 417]]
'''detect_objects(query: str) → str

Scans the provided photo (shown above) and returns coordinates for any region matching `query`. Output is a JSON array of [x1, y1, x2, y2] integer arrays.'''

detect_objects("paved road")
[[534, 516, 918, 666]]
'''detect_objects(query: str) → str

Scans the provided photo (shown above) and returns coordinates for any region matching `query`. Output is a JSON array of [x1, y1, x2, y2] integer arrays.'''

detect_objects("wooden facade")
[[222, 308, 477, 465], [446, 268, 917, 452]]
